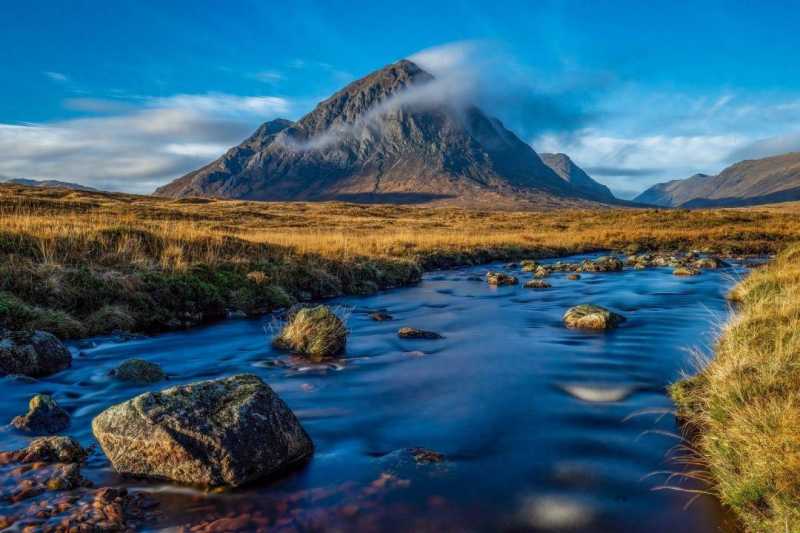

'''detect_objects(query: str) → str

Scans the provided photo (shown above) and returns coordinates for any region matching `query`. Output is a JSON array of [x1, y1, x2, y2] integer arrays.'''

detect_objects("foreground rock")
[[92, 374, 313, 487], [0, 330, 72, 377], [110, 359, 166, 384], [397, 327, 443, 340], [563, 305, 626, 330], [11, 394, 70, 434], [273, 305, 347, 358], [486, 271, 518, 286]]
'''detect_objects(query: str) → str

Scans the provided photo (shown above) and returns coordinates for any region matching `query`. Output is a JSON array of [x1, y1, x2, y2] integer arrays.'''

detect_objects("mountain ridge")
[[635, 152, 800, 207]]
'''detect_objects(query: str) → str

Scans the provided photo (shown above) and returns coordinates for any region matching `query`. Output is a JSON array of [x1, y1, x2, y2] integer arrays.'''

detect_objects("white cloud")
[[42, 71, 69, 83], [253, 70, 286, 84], [0, 93, 293, 194]]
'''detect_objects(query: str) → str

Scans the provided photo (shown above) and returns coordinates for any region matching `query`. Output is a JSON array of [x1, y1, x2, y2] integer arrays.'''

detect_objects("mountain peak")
[[540, 153, 615, 202], [156, 60, 617, 208]]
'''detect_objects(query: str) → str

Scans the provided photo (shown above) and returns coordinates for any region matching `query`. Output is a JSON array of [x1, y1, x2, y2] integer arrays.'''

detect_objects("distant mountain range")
[[635, 152, 800, 207], [1, 177, 97, 192], [156, 59, 617, 208]]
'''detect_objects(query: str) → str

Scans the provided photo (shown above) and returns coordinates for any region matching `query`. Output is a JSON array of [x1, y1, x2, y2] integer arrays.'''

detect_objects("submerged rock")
[[273, 305, 347, 358], [397, 327, 443, 340], [579, 256, 624, 273], [673, 266, 701, 276], [533, 266, 552, 278], [92, 374, 313, 487], [567, 273, 581, 280], [520, 260, 540, 272], [3, 436, 89, 464], [110, 359, 166, 384], [563, 305, 626, 330], [369, 311, 393, 321], [0, 330, 72, 377], [486, 271, 518, 286], [408, 447, 445, 464], [11, 393, 70, 434], [692, 257, 727, 269], [524, 280, 552, 289]]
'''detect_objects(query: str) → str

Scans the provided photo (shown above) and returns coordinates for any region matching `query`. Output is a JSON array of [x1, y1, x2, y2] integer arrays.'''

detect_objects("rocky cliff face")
[[635, 152, 800, 207], [540, 153, 615, 202], [156, 60, 616, 208]]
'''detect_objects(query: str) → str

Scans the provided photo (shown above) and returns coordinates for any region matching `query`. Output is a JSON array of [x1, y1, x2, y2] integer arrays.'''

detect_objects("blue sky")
[[2, 0, 800, 197]]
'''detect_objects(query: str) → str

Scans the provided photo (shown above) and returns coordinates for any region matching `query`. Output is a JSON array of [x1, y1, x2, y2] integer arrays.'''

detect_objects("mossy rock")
[[110, 359, 166, 384], [524, 280, 551, 289], [272, 305, 347, 358], [563, 304, 626, 330], [0, 330, 72, 377], [11, 393, 70, 434]]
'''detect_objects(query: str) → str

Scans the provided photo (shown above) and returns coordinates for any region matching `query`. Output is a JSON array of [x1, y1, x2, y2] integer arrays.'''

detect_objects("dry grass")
[[272, 305, 348, 359], [671, 244, 800, 532], [1, 182, 800, 340]]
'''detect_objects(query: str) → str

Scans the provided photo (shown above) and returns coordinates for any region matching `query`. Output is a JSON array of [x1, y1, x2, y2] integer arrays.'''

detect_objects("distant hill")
[[539, 153, 615, 202], [635, 152, 800, 207], [156, 60, 619, 209], [3, 177, 98, 192]]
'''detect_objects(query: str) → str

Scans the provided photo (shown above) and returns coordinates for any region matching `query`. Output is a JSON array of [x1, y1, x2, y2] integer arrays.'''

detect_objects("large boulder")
[[563, 304, 626, 330], [272, 305, 346, 359], [0, 330, 72, 377], [11, 393, 70, 434], [91, 374, 313, 487]]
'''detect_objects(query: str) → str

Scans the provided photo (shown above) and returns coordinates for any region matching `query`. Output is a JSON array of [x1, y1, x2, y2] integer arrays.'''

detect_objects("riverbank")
[[670, 244, 800, 532], [2, 184, 800, 339]]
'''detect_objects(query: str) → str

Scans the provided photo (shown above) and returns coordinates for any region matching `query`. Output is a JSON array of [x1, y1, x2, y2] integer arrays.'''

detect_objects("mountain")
[[2, 177, 98, 192], [539, 153, 615, 202], [635, 152, 800, 207], [156, 60, 616, 208], [634, 174, 711, 207]]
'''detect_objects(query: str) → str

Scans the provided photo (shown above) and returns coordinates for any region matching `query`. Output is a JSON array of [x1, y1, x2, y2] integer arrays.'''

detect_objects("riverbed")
[[0, 253, 747, 532]]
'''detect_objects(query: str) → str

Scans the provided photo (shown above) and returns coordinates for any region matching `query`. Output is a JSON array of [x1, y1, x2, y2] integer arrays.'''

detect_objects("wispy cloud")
[[0, 93, 293, 193], [252, 70, 286, 84], [42, 71, 69, 83]]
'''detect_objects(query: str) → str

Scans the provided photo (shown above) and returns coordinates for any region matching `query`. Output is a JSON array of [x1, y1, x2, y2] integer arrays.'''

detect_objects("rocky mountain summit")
[[156, 60, 616, 208], [635, 152, 800, 207]]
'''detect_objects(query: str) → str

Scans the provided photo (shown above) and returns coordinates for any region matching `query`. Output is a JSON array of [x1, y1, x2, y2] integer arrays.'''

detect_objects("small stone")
[[486, 271, 518, 286], [524, 280, 551, 289], [673, 266, 700, 276], [110, 359, 166, 384], [397, 327, 443, 340], [6, 436, 89, 464], [369, 311, 393, 321], [579, 256, 624, 273], [567, 274, 581, 280], [0, 330, 72, 377], [533, 266, 552, 278], [563, 304, 626, 330], [520, 260, 539, 272], [692, 257, 727, 269], [11, 394, 70, 434]]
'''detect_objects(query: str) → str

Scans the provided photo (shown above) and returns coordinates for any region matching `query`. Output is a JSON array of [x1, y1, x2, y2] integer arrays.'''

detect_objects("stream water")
[[0, 253, 748, 532]]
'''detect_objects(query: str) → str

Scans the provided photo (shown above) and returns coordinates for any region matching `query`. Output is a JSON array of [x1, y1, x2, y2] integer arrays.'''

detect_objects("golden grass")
[[671, 244, 800, 532], [2, 184, 800, 271]]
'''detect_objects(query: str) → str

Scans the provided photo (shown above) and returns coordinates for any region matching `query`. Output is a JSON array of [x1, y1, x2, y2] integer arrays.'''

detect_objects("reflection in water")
[[0, 253, 744, 532]]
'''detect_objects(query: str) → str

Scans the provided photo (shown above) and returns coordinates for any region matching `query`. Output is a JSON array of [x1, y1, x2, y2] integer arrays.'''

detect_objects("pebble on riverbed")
[[370, 311, 393, 321], [11, 394, 70, 434]]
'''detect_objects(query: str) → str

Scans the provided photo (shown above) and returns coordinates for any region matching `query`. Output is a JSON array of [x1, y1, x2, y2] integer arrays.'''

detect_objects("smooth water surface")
[[0, 253, 747, 532]]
